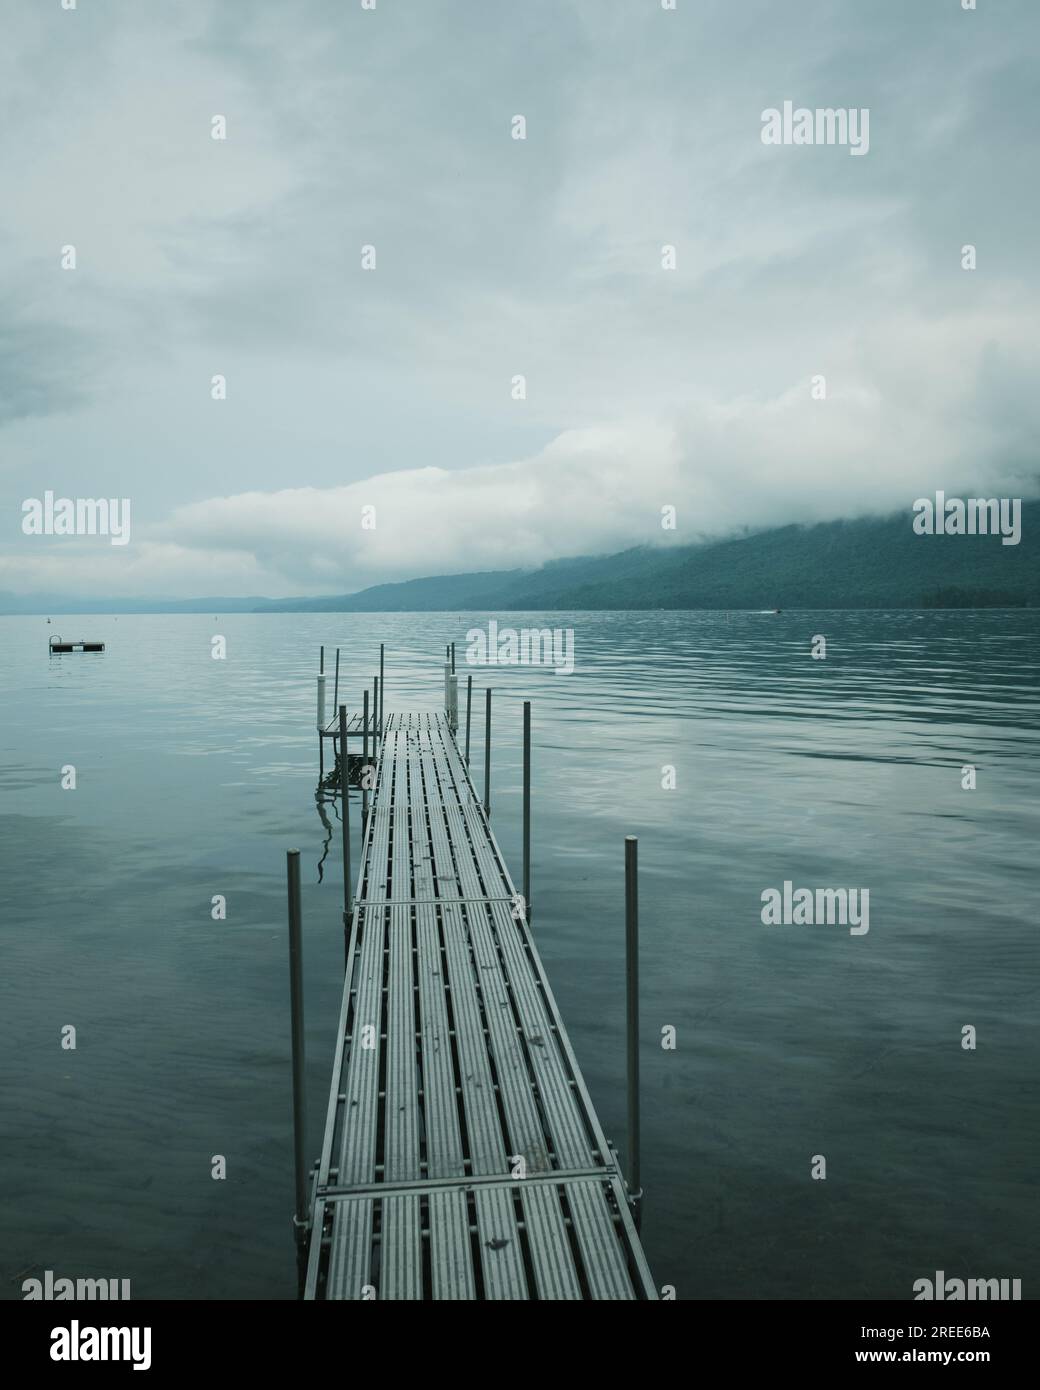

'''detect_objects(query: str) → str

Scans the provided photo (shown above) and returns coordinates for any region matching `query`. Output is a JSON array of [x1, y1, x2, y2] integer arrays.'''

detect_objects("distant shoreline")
[[2, 604, 1035, 618]]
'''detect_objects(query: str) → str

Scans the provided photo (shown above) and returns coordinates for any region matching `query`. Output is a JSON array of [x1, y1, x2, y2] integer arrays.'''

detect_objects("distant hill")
[[2, 505, 1036, 614], [256, 570, 528, 613], [257, 505, 1039, 612]]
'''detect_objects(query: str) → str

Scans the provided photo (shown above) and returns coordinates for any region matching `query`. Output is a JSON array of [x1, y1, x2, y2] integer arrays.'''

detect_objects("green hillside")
[[260, 505, 1038, 612], [3, 504, 1035, 614]]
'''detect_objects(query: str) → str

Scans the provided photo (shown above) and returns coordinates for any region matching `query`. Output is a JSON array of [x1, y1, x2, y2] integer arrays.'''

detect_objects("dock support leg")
[[362, 688, 369, 830], [319, 647, 325, 778], [483, 688, 492, 815], [523, 700, 531, 925], [379, 644, 384, 740], [286, 849, 309, 1296], [625, 835, 642, 1228], [317, 673, 326, 781], [465, 675, 473, 766], [339, 705, 351, 970]]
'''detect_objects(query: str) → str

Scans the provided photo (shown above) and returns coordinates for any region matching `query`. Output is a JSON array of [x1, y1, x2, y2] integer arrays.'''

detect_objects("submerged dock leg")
[[339, 705, 351, 969], [523, 700, 531, 925], [286, 849, 308, 1296], [625, 836, 642, 1228], [483, 688, 492, 815]]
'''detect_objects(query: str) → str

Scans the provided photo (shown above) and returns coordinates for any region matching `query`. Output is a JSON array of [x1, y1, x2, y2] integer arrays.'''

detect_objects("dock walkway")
[[303, 709, 656, 1300]]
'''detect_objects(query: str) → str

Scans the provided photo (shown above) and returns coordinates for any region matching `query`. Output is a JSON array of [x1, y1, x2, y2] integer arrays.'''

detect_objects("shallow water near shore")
[[1, 609, 1037, 1300]]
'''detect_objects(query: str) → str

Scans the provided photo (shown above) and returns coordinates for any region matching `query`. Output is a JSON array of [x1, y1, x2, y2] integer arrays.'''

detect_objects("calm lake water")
[[1, 609, 1037, 1301]]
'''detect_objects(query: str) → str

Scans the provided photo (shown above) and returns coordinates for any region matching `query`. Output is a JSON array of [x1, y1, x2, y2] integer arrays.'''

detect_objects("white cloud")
[[6, 293, 1032, 600]]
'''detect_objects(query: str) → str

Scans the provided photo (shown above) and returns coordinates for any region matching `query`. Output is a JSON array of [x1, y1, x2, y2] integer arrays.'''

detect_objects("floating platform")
[[303, 710, 656, 1300], [49, 637, 105, 653]]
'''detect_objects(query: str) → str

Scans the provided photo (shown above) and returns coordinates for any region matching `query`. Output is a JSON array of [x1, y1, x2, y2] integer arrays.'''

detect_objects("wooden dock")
[[302, 702, 657, 1300]]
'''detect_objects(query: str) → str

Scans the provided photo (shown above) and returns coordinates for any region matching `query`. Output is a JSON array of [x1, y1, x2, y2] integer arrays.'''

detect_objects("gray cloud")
[[1, 0, 1037, 595], [0, 292, 93, 424]]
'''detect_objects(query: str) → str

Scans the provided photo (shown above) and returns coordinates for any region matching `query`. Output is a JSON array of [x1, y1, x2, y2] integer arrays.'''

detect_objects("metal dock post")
[[625, 835, 642, 1226], [362, 688, 370, 829], [285, 849, 308, 1296], [483, 687, 492, 815], [339, 705, 351, 969], [523, 701, 531, 925], [465, 674, 473, 766], [317, 671, 326, 780]]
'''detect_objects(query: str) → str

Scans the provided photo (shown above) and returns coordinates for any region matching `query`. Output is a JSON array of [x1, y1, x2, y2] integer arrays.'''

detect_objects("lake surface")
[[1, 609, 1037, 1300]]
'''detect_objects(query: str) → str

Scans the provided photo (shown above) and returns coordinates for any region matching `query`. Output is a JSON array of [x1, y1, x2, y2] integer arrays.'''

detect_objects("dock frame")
[[302, 698, 656, 1300]]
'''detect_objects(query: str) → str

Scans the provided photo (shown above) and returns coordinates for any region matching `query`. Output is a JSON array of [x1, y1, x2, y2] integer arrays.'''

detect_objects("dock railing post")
[[451, 641, 456, 674], [333, 647, 340, 714], [339, 705, 352, 969], [373, 676, 379, 753], [317, 672, 326, 779], [286, 849, 309, 1295], [465, 674, 473, 766], [523, 701, 531, 925], [444, 663, 451, 719], [483, 688, 492, 815], [362, 688, 370, 829], [625, 836, 642, 1226], [379, 644, 385, 739]]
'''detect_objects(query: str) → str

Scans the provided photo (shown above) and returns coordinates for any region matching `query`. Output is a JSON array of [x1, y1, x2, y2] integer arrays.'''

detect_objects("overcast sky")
[[1, 0, 1037, 598]]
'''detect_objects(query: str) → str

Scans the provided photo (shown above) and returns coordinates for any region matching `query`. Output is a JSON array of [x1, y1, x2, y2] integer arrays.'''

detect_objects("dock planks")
[[304, 712, 656, 1300]]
